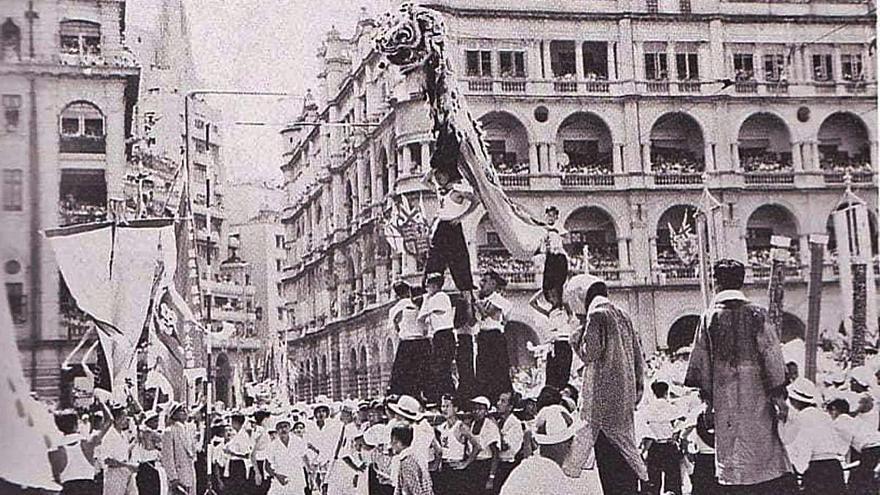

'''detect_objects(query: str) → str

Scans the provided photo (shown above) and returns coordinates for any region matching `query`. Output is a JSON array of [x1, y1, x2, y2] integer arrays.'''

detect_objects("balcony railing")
[[497, 174, 531, 188], [583, 81, 610, 93], [560, 174, 615, 187], [553, 80, 578, 93], [743, 171, 795, 185], [814, 82, 837, 94], [60, 135, 106, 154], [499, 80, 526, 92], [765, 81, 789, 94], [467, 80, 493, 92], [823, 170, 874, 184], [653, 173, 703, 186], [845, 81, 868, 93], [747, 265, 803, 280], [735, 80, 759, 93], [657, 265, 699, 281], [677, 81, 701, 93], [646, 81, 670, 93]]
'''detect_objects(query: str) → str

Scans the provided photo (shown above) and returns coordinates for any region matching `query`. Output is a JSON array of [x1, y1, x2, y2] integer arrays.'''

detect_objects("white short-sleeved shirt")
[[266, 437, 307, 493], [500, 455, 576, 495], [480, 292, 512, 333], [436, 183, 474, 222], [390, 299, 425, 340], [438, 420, 467, 462], [498, 415, 524, 463], [548, 307, 572, 341], [419, 292, 454, 334], [473, 419, 501, 461]]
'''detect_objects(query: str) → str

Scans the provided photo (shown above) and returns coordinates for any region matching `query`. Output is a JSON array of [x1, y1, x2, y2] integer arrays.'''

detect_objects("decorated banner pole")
[[805, 234, 827, 382], [767, 235, 792, 340]]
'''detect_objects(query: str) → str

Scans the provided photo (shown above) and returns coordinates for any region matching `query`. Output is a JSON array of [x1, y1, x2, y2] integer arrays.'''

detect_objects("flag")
[[47, 220, 176, 397], [832, 201, 878, 345], [0, 286, 62, 491]]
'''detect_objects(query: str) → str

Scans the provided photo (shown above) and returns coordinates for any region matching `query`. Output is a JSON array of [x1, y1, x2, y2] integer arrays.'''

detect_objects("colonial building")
[[0, 0, 139, 398], [125, 0, 260, 405], [280, 0, 878, 402]]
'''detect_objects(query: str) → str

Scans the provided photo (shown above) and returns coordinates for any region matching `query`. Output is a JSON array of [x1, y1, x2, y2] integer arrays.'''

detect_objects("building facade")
[[280, 0, 878, 402], [0, 0, 139, 398]]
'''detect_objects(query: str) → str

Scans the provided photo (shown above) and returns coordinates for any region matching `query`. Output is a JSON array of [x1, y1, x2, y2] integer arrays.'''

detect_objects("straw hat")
[[788, 377, 818, 405], [534, 405, 579, 445], [387, 395, 424, 421]]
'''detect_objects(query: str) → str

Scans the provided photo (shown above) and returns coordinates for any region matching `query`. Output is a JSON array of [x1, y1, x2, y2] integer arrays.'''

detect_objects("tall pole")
[[805, 234, 827, 382]]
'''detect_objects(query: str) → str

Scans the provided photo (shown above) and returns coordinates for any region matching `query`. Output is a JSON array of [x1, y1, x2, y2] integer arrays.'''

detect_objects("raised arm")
[[528, 290, 550, 317]]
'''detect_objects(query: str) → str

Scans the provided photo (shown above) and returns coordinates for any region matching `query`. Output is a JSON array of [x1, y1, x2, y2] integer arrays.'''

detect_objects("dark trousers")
[[542, 252, 568, 297], [431, 329, 457, 402], [802, 459, 845, 495], [368, 465, 394, 495], [545, 340, 573, 390], [595, 430, 639, 495], [425, 221, 474, 291], [690, 453, 719, 495], [494, 461, 517, 494], [135, 463, 160, 495], [475, 329, 512, 403], [646, 442, 682, 495], [253, 459, 271, 495], [195, 450, 207, 495], [849, 446, 880, 495], [721, 473, 798, 495], [227, 459, 249, 495], [61, 479, 97, 495], [388, 338, 432, 400], [465, 459, 492, 495], [432, 463, 464, 495], [456, 333, 475, 401]]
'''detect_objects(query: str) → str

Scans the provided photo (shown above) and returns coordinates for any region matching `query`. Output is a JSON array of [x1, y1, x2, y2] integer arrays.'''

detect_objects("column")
[[548, 142, 558, 171], [704, 143, 715, 172], [799, 236, 810, 268], [708, 20, 724, 81], [612, 142, 623, 173], [617, 19, 635, 82], [832, 44, 843, 83], [607, 42, 617, 80], [617, 238, 630, 269], [731, 142, 741, 171], [543, 40, 553, 78], [667, 42, 676, 83], [397, 148, 406, 176], [529, 143, 539, 173], [754, 46, 764, 81], [332, 174, 344, 233], [642, 142, 651, 172], [420, 141, 431, 173], [540, 143, 550, 172], [809, 141, 820, 170], [792, 142, 804, 171], [861, 43, 872, 81], [802, 45, 813, 83], [575, 41, 585, 81], [870, 140, 878, 169]]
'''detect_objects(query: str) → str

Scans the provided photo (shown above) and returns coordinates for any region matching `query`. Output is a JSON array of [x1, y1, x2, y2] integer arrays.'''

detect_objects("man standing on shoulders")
[[685, 259, 795, 495], [388, 280, 432, 401], [162, 402, 197, 495], [475, 271, 514, 403], [418, 273, 456, 402], [562, 274, 647, 493]]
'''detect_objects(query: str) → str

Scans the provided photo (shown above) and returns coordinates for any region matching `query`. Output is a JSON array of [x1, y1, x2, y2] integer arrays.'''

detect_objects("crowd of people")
[[741, 151, 793, 173], [559, 160, 613, 176], [820, 155, 874, 175], [651, 149, 704, 175]]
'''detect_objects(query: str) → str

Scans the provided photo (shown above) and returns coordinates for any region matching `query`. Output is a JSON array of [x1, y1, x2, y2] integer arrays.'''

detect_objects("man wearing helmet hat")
[[561, 273, 647, 493], [685, 259, 795, 494], [161, 402, 197, 495], [265, 416, 309, 495], [388, 279, 432, 401]]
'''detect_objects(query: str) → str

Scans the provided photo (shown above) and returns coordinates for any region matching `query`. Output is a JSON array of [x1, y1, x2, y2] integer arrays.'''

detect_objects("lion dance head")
[[375, 3, 446, 73]]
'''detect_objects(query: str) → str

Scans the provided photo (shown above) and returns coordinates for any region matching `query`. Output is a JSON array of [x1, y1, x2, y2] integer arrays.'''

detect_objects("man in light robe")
[[685, 259, 796, 494], [162, 402, 196, 495], [561, 274, 648, 493]]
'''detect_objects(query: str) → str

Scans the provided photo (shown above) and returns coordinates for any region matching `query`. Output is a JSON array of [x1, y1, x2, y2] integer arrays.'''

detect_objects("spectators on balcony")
[[741, 151, 792, 173], [477, 252, 534, 280], [59, 194, 107, 225], [494, 160, 530, 175], [747, 247, 800, 269], [559, 158, 612, 175], [735, 68, 755, 82], [568, 247, 619, 274], [656, 247, 698, 278], [820, 153, 872, 175], [651, 149, 704, 175]]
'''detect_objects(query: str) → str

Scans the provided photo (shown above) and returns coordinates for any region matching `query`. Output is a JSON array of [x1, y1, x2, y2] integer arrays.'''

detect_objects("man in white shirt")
[[468, 396, 501, 495], [500, 405, 579, 495], [419, 272, 456, 402], [421, 168, 478, 294], [251, 409, 273, 495], [827, 396, 880, 494], [225, 412, 254, 494], [641, 381, 684, 495], [778, 378, 847, 495], [265, 416, 309, 495], [475, 271, 514, 402], [494, 391, 524, 491], [536, 205, 569, 307], [305, 398, 342, 493], [388, 281, 432, 401]]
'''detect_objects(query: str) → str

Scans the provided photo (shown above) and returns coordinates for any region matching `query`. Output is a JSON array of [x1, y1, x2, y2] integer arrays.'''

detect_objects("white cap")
[[470, 396, 492, 409], [534, 405, 579, 445], [788, 377, 818, 405]]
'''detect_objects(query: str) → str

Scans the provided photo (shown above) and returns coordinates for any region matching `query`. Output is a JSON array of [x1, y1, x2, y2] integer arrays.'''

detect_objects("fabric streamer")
[[375, 3, 547, 260]]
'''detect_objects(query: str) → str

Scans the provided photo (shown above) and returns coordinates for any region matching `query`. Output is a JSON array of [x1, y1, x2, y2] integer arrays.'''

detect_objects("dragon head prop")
[[375, 3, 446, 74]]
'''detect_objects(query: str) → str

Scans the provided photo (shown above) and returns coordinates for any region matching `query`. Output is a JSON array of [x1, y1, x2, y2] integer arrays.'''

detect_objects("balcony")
[[61, 305, 92, 340], [677, 81, 701, 93], [743, 171, 795, 186], [499, 80, 526, 92], [746, 264, 803, 281], [553, 80, 578, 93], [653, 173, 703, 186], [60, 135, 106, 154], [655, 265, 700, 283], [844, 80, 868, 94], [467, 79, 493, 92], [560, 173, 615, 187], [583, 80, 611, 93], [497, 174, 531, 188], [822, 169, 874, 184], [734, 80, 759, 94], [59, 201, 107, 226], [646, 81, 670, 93], [814, 82, 837, 95], [765, 81, 789, 94]]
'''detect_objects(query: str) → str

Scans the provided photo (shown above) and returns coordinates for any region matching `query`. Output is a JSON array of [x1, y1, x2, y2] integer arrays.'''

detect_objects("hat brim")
[[387, 403, 424, 421], [534, 420, 581, 445], [788, 390, 816, 405]]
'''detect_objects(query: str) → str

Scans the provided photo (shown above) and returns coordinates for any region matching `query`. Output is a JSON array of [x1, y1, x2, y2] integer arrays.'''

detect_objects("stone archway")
[[667, 315, 700, 351]]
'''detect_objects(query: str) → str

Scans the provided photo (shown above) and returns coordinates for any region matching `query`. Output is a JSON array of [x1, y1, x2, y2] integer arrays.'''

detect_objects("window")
[[644, 45, 668, 80], [582, 42, 609, 79], [275, 259, 283, 271], [275, 234, 285, 249], [1, 19, 21, 61], [499, 51, 525, 78], [841, 53, 863, 81], [733, 53, 755, 80], [466, 50, 492, 77], [6, 283, 26, 324], [676, 48, 699, 80], [255, 307, 263, 321], [2, 94, 20, 131], [763, 53, 786, 82], [812, 53, 833, 82], [408, 142, 423, 172], [550, 41, 577, 78], [59, 20, 101, 55], [486, 140, 511, 166], [59, 102, 105, 154], [3, 169, 22, 211]]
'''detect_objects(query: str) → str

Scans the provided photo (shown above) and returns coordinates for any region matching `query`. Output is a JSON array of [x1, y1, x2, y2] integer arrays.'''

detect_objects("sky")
[[129, 0, 392, 183]]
